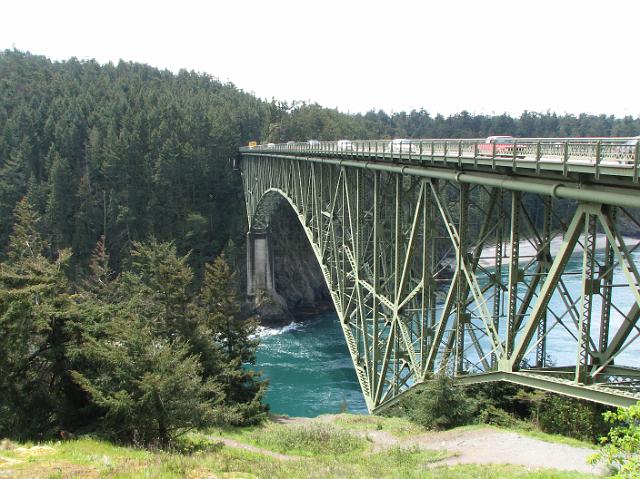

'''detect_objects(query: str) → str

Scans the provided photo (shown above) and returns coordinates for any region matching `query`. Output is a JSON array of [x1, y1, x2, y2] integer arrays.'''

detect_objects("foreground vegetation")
[[0, 414, 602, 479], [0, 199, 267, 443]]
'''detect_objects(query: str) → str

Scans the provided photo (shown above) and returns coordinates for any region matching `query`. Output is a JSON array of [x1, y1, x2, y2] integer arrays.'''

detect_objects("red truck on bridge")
[[477, 135, 525, 157]]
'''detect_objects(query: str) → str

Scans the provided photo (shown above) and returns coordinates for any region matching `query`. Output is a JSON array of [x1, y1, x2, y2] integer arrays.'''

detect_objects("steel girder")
[[241, 154, 640, 412]]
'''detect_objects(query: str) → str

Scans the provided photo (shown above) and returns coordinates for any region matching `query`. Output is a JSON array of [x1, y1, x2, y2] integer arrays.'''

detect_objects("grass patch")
[[0, 414, 602, 479], [245, 422, 367, 457], [0, 435, 598, 479], [331, 413, 426, 437]]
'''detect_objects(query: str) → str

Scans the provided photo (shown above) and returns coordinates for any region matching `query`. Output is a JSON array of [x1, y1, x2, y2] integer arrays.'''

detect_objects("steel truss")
[[241, 153, 640, 412]]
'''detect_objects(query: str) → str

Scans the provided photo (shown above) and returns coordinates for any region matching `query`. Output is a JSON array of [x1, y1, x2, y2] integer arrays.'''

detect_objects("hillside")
[[0, 413, 605, 478]]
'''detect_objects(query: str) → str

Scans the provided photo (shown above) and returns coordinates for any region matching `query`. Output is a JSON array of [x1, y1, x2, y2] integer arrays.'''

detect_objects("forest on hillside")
[[2, 49, 640, 279]]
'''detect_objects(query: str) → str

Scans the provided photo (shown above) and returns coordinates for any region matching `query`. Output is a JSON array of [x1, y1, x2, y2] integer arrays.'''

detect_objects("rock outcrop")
[[249, 204, 332, 325]]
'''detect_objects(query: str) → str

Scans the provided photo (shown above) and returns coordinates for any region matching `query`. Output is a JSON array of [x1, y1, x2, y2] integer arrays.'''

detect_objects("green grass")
[[246, 422, 367, 457], [0, 438, 599, 479], [331, 413, 427, 437], [0, 415, 602, 479]]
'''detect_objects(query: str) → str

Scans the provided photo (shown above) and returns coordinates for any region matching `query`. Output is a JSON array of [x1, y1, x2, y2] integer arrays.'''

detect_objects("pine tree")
[[199, 254, 267, 424], [71, 174, 96, 271], [46, 146, 75, 250], [0, 140, 28, 252], [71, 312, 221, 445], [82, 235, 114, 299], [73, 237, 226, 444], [7, 196, 46, 263], [0, 198, 78, 437], [128, 238, 194, 340]]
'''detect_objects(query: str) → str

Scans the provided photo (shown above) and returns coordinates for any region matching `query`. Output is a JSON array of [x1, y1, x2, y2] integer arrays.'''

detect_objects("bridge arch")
[[241, 143, 640, 412], [246, 187, 328, 299]]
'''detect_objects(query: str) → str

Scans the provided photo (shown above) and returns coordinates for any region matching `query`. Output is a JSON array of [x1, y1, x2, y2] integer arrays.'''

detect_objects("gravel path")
[[405, 427, 606, 475], [268, 417, 607, 475]]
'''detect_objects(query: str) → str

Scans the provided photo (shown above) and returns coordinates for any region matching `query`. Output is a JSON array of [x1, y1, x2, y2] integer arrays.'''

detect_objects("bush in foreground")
[[395, 375, 476, 430], [590, 402, 640, 478]]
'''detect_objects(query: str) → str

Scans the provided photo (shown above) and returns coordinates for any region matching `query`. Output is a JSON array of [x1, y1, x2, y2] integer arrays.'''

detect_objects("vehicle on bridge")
[[387, 138, 419, 154], [478, 135, 526, 158], [336, 139, 353, 151], [615, 136, 640, 158]]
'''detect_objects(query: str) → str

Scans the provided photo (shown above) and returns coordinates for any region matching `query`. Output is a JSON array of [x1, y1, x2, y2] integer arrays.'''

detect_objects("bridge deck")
[[241, 138, 640, 183]]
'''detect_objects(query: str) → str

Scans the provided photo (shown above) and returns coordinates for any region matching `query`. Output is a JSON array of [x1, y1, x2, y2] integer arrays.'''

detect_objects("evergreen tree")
[[71, 311, 221, 445], [7, 196, 46, 263], [71, 174, 97, 272], [128, 238, 195, 340], [0, 198, 79, 437], [199, 255, 267, 424], [46, 146, 75, 250], [82, 235, 114, 299]]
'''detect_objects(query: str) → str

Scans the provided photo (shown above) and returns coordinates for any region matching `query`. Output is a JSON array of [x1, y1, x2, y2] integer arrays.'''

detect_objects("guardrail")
[[240, 138, 640, 181]]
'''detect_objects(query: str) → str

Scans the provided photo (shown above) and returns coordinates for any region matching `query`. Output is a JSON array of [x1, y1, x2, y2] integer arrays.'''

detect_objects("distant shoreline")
[[477, 233, 639, 268]]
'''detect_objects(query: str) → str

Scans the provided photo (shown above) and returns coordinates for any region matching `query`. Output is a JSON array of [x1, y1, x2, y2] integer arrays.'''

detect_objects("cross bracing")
[[240, 138, 640, 412]]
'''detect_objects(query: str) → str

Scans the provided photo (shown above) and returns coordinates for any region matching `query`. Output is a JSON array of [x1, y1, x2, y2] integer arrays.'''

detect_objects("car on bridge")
[[307, 139, 320, 148], [387, 138, 419, 154], [477, 136, 525, 158], [336, 139, 353, 151], [614, 136, 640, 161]]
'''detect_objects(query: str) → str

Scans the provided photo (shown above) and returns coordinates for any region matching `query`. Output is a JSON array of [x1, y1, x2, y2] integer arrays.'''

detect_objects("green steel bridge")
[[239, 137, 640, 413]]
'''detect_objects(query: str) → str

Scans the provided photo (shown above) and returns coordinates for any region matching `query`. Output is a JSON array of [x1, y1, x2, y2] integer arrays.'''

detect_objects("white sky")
[[2, 0, 638, 117]]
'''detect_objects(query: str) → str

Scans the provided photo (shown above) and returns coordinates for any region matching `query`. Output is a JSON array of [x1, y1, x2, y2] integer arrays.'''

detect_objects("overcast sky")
[[2, 0, 638, 117]]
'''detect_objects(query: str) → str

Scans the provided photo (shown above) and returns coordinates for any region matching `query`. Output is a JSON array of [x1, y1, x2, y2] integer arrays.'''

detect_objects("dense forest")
[[1, 49, 640, 442]]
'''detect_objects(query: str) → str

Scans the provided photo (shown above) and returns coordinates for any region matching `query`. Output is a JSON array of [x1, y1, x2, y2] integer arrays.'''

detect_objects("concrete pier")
[[246, 231, 275, 296]]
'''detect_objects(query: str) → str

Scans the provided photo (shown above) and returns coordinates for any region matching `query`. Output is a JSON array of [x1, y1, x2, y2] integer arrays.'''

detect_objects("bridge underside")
[[242, 154, 640, 412]]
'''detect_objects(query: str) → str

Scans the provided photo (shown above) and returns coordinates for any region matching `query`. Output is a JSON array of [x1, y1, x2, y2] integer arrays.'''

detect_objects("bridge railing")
[[240, 137, 640, 180]]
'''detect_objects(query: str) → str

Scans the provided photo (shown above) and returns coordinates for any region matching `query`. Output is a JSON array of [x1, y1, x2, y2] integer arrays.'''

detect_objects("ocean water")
[[254, 313, 368, 417], [254, 252, 640, 417]]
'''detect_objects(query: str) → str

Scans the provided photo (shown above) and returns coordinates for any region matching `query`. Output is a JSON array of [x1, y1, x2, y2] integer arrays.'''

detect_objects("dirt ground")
[[276, 416, 607, 475]]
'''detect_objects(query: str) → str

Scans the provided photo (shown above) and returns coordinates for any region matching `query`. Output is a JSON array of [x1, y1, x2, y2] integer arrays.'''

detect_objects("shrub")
[[397, 375, 476, 430], [538, 394, 610, 443], [477, 404, 532, 430], [590, 402, 640, 478]]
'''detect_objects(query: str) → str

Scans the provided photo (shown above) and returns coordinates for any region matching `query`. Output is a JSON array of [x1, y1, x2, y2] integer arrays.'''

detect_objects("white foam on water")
[[253, 321, 304, 339]]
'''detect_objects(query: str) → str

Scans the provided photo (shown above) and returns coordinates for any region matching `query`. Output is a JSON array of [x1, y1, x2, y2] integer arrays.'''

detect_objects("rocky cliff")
[[249, 203, 332, 325]]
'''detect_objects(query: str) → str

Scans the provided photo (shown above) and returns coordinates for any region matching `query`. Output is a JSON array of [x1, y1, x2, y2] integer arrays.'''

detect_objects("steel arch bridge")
[[240, 138, 640, 412]]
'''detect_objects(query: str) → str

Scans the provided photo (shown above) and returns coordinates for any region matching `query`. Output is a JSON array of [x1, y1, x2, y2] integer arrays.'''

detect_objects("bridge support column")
[[246, 231, 276, 296]]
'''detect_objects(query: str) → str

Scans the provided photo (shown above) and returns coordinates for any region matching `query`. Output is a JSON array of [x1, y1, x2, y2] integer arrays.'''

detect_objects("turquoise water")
[[254, 313, 367, 417], [255, 252, 640, 417]]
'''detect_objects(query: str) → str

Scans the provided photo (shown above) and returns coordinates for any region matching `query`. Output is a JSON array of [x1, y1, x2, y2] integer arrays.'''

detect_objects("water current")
[[254, 313, 368, 417]]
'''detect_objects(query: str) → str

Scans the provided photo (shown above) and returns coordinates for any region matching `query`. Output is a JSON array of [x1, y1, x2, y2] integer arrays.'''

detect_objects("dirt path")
[[406, 427, 605, 475], [269, 417, 607, 475]]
